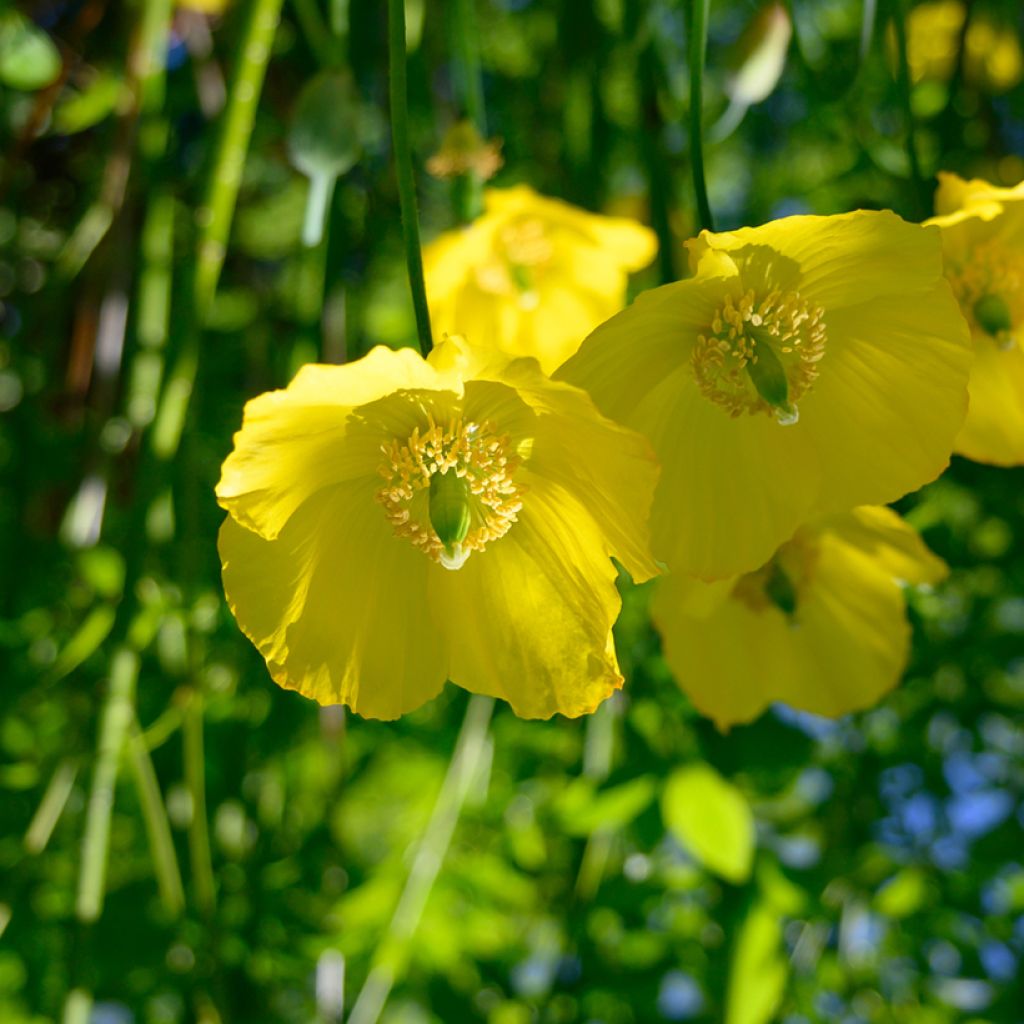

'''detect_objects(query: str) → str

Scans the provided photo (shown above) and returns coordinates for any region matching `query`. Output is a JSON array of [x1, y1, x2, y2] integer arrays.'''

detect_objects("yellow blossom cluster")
[[216, 172, 1022, 728]]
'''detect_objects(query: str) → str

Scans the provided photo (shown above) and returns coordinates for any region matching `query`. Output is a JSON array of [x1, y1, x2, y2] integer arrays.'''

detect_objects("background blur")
[[2, 0, 1024, 1021]]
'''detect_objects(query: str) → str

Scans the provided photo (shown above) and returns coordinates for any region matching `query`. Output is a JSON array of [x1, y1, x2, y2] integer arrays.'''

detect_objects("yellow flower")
[[558, 210, 971, 580], [902, 0, 1023, 94], [651, 506, 946, 730], [423, 185, 657, 374], [927, 172, 1024, 465], [215, 336, 659, 720]]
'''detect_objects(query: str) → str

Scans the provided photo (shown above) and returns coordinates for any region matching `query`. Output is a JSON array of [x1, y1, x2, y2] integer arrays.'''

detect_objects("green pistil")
[[764, 560, 798, 617], [974, 294, 1013, 338], [745, 335, 796, 422], [429, 470, 472, 560]]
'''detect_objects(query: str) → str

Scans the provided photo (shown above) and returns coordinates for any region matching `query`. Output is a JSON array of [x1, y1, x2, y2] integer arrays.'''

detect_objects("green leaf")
[[662, 763, 755, 883], [0, 11, 61, 91], [560, 776, 657, 836], [53, 71, 123, 134]]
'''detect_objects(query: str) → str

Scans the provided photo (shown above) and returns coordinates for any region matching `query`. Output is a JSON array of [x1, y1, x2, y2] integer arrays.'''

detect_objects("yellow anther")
[[377, 414, 524, 569], [692, 287, 827, 419]]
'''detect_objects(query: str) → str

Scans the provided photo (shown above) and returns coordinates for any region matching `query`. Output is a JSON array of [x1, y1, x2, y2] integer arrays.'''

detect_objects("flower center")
[[949, 239, 1024, 350], [474, 217, 554, 309], [692, 288, 827, 423], [376, 415, 523, 570], [732, 534, 818, 618]]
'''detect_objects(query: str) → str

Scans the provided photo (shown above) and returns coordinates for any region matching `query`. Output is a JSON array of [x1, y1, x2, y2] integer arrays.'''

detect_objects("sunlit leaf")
[[0, 12, 61, 91], [662, 764, 755, 883]]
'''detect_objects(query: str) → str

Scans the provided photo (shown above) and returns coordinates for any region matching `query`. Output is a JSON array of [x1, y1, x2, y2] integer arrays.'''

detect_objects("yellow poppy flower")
[[558, 210, 971, 580], [423, 185, 657, 374], [651, 506, 946, 730], [215, 336, 659, 721], [926, 172, 1024, 465]]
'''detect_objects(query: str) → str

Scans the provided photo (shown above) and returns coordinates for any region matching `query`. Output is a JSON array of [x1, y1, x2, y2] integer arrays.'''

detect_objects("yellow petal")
[[955, 336, 1024, 465], [215, 347, 441, 539], [804, 287, 971, 514], [633, 362, 818, 579], [219, 482, 448, 720], [495, 362, 660, 583], [434, 477, 624, 719], [824, 506, 947, 584], [688, 210, 948, 311]]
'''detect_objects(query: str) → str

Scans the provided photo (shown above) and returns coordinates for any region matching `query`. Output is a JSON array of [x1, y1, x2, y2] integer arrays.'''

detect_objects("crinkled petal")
[[495, 361, 660, 582], [216, 348, 441, 539], [433, 477, 624, 719], [219, 482, 447, 720], [688, 211, 948, 312], [804, 288, 971, 513]]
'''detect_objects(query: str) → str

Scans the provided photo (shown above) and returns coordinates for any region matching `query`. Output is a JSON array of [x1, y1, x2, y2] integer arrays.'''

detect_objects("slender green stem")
[[890, 0, 928, 218], [184, 691, 217, 916], [24, 758, 79, 855], [688, 0, 714, 233], [128, 717, 186, 916], [76, 647, 139, 923], [152, 0, 283, 460], [290, 0, 341, 68], [347, 695, 494, 1024], [388, 0, 433, 355], [194, 0, 283, 319], [450, 0, 486, 133]]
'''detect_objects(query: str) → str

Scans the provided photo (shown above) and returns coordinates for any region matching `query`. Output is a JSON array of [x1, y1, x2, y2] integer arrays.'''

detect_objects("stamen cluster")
[[692, 288, 827, 418], [376, 413, 523, 564]]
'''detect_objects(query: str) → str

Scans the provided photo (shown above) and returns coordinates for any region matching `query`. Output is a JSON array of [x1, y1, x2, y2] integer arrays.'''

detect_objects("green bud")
[[429, 470, 472, 559], [287, 71, 363, 181], [973, 294, 1013, 339], [746, 338, 790, 410], [764, 560, 798, 617]]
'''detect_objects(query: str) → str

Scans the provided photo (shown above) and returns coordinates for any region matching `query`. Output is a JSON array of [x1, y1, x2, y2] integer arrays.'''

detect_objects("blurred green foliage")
[[1, 0, 1023, 1022]]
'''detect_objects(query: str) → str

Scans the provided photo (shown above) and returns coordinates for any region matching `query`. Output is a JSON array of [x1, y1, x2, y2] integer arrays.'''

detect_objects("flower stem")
[[688, 0, 715, 233], [890, 0, 928, 218], [388, 0, 433, 355], [76, 647, 140, 923], [347, 695, 494, 1024]]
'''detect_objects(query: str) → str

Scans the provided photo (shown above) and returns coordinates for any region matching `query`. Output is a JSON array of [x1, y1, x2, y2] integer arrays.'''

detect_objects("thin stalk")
[[128, 717, 186, 916], [347, 695, 494, 1024], [388, 0, 433, 355], [290, 0, 341, 68], [450, 0, 486, 133], [890, 0, 928, 218], [194, 0, 284, 319], [75, 647, 139, 923], [152, 0, 283, 460], [184, 691, 217, 916], [24, 758, 79, 855], [688, 0, 715, 233]]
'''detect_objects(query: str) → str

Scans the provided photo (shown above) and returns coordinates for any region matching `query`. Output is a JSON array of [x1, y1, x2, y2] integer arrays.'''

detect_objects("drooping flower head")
[[652, 506, 946, 730], [216, 337, 659, 720], [423, 185, 657, 374], [558, 211, 972, 580], [927, 173, 1024, 465]]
